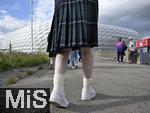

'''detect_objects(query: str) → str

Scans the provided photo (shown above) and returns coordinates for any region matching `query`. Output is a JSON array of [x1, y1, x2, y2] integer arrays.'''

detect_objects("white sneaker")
[[81, 87, 96, 100], [49, 90, 69, 108], [72, 66, 75, 69], [117, 61, 120, 64]]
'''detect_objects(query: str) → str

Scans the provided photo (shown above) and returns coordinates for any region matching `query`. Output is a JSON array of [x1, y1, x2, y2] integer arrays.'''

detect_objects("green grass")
[[5, 75, 17, 86], [5, 71, 36, 86], [0, 53, 49, 72]]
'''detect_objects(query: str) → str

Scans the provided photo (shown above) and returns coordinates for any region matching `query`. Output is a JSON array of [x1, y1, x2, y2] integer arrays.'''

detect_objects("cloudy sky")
[[0, 0, 150, 39]]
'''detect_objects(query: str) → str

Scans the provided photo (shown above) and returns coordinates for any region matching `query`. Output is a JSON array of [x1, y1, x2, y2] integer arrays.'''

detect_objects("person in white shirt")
[[128, 37, 136, 63]]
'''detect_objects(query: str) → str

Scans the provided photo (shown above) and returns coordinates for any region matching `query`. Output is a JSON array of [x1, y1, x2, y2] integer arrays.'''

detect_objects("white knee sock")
[[53, 73, 64, 93], [83, 77, 92, 89]]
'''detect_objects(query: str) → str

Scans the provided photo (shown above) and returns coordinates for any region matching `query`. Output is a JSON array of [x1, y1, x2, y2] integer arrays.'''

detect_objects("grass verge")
[[5, 70, 37, 86], [0, 53, 49, 72]]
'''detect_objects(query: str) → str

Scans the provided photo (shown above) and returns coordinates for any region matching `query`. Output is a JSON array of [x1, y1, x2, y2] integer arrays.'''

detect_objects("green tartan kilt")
[[47, 0, 98, 56]]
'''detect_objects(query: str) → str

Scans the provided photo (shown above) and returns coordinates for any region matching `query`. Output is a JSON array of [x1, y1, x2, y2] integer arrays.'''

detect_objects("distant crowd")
[[115, 37, 137, 64]]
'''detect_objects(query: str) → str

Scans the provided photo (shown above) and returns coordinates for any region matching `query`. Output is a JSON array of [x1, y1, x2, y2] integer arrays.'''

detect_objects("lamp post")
[[30, 0, 33, 54], [9, 41, 12, 53]]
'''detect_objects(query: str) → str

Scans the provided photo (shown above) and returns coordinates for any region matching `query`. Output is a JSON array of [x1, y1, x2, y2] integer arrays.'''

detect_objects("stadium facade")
[[1, 23, 141, 53]]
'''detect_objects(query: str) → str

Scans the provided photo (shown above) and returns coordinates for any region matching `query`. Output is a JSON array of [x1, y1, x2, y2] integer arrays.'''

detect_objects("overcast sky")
[[100, 0, 150, 37], [0, 0, 150, 39]]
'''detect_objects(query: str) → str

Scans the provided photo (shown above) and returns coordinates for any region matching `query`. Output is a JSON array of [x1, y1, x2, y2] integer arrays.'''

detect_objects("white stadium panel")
[[1, 23, 141, 53], [98, 24, 141, 50]]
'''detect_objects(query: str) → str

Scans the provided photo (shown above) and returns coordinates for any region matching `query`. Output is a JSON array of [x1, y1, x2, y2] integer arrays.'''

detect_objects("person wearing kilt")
[[47, 0, 99, 108]]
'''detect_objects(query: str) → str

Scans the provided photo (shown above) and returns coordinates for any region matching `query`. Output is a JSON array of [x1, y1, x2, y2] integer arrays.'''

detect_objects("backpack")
[[124, 44, 127, 51]]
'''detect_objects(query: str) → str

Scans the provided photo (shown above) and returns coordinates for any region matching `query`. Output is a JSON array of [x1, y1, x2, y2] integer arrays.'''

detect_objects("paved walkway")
[[9, 55, 150, 113]]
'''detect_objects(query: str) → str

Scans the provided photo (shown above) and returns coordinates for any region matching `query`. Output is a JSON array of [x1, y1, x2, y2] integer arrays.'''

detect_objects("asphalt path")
[[9, 55, 150, 113]]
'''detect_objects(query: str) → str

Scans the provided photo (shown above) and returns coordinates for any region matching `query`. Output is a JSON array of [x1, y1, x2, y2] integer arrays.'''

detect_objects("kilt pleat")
[[47, 0, 98, 56]]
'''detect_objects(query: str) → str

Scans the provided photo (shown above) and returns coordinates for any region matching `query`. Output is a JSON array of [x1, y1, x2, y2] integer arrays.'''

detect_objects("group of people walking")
[[115, 37, 137, 64]]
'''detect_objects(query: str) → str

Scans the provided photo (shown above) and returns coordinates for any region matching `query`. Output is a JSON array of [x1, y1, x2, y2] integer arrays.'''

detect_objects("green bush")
[[0, 53, 49, 71]]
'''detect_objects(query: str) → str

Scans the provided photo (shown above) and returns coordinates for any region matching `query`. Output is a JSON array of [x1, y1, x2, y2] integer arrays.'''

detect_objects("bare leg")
[[81, 47, 95, 100], [53, 49, 71, 91], [50, 49, 71, 108], [81, 47, 93, 79], [55, 49, 71, 74]]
